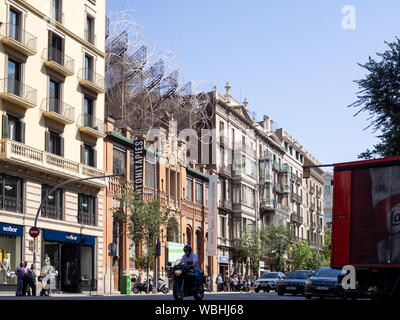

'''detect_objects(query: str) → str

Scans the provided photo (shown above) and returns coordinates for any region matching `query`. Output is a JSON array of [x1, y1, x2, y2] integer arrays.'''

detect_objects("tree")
[[232, 226, 267, 275], [264, 224, 294, 272], [321, 226, 332, 267], [289, 241, 313, 270], [112, 186, 173, 291], [349, 37, 400, 159]]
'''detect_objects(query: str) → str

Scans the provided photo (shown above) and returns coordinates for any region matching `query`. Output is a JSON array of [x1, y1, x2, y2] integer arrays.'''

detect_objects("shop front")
[[0, 222, 23, 290], [218, 254, 229, 278], [42, 229, 96, 293]]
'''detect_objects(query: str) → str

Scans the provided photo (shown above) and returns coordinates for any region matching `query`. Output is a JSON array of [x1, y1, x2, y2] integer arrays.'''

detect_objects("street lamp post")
[[32, 173, 125, 265]]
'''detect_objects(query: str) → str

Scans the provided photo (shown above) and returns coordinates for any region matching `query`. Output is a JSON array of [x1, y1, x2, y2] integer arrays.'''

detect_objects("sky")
[[106, 0, 400, 166]]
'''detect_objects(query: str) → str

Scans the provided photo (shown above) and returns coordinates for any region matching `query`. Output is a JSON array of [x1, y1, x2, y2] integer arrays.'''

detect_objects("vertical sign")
[[133, 139, 144, 195], [207, 175, 217, 256]]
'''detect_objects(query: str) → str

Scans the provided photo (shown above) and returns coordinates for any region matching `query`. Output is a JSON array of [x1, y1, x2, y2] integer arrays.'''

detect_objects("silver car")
[[255, 272, 286, 292]]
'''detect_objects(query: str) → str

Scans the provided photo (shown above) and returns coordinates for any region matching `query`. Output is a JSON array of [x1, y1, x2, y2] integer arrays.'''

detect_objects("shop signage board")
[[0, 223, 23, 237], [133, 139, 144, 195], [207, 175, 217, 257], [218, 255, 229, 264], [43, 229, 95, 245], [167, 242, 184, 264]]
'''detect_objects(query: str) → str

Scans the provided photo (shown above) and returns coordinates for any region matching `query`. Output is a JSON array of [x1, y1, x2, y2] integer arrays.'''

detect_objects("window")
[[49, 79, 61, 113], [84, 55, 94, 81], [113, 147, 126, 175], [220, 216, 226, 239], [78, 194, 96, 226], [48, 31, 64, 65], [8, 8, 21, 41], [46, 131, 63, 156], [51, 0, 62, 23], [83, 95, 94, 128], [0, 174, 23, 213], [205, 183, 209, 207], [186, 176, 193, 201], [41, 184, 63, 220], [81, 144, 96, 167], [2, 114, 25, 143], [145, 160, 155, 188], [8, 58, 21, 96], [195, 180, 203, 204], [85, 15, 95, 44]]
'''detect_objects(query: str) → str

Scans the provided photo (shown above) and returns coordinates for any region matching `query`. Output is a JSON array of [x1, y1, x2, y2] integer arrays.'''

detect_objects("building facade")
[[0, 0, 106, 293], [103, 118, 215, 292]]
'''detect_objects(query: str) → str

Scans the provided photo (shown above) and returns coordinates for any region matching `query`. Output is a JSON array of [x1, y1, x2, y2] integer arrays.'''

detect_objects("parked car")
[[255, 272, 285, 292], [304, 267, 346, 299], [277, 270, 314, 296]]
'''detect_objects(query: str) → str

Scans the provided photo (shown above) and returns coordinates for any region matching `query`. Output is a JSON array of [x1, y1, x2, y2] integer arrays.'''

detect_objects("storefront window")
[[0, 232, 22, 285]]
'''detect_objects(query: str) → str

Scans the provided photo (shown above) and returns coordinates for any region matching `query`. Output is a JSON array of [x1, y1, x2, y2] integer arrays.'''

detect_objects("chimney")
[[243, 97, 248, 111], [263, 115, 269, 130], [270, 119, 274, 132]]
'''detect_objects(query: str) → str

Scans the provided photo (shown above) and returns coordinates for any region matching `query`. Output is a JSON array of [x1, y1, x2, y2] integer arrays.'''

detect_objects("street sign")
[[29, 226, 40, 238]]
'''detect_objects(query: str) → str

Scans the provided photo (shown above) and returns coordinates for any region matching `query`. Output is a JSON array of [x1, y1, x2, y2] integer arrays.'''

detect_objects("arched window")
[[186, 226, 192, 246], [167, 218, 179, 243]]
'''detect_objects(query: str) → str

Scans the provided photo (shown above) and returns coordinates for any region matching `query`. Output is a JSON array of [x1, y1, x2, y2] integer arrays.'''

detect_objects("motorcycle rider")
[[180, 245, 201, 287]]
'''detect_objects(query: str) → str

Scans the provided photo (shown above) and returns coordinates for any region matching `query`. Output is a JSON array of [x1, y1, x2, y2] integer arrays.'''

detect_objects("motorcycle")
[[238, 280, 250, 292], [168, 262, 205, 301], [157, 277, 169, 294], [131, 274, 157, 294]]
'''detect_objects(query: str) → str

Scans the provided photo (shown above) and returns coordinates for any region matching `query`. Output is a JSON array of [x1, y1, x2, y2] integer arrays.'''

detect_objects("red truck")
[[331, 156, 400, 299]]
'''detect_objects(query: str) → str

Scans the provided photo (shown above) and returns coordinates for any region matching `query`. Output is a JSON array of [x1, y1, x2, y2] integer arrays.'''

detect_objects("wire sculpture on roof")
[[105, 10, 213, 142]]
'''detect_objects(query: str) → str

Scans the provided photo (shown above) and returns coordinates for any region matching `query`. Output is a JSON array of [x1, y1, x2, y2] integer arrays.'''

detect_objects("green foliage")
[[264, 224, 294, 272], [112, 185, 173, 285], [289, 241, 313, 270], [349, 37, 400, 159], [321, 226, 332, 267], [232, 226, 267, 274]]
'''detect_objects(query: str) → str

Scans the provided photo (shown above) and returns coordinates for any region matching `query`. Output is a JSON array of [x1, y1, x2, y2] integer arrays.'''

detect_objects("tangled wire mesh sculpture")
[[106, 10, 214, 141]]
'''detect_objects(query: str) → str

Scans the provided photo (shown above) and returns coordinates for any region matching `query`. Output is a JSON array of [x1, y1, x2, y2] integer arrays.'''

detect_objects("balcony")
[[259, 151, 272, 161], [42, 48, 74, 77], [218, 164, 231, 177], [310, 203, 316, 211], [41, 98, 75, 125], [273, 161, 281, 172], [0, 78, 37, 109], [290, 212, 303, 224], [311, 221, 316, 229], [0, 139, 106, 187], [78, 68, 105, 94], [218, 199, 232, 211], [260, 199, 275, 211], [296, 175, 302, 185], [275, 201, 290, 214], [0, 23, 37, 56], [292, 193, 302, 203], [259, 171, 272, 183], [273, 183, 281, 193], [317, 189, 322, 198], [281, 185, 290, 194], [77, 114, 106, 138], [317, 224, 323, 232], [310, 186, 315, 194], [280, 163, 290, 175], [317, 206, 322, 214]]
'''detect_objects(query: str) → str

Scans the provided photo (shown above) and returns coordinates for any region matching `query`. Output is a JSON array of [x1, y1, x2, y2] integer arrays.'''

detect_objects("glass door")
[[7, 59, 20, 96], [9, 9, 20, 41], [49, 80, 60, 113], [61, 244, 81, 293]]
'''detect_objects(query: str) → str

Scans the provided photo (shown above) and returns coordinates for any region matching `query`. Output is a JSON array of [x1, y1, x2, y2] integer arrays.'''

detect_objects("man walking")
[[27, 264, 37, 296], [217, 274, 224, 292]]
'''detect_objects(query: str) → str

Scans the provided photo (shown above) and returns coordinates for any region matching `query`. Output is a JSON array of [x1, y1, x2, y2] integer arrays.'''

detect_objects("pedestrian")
[[22, 261, 28, 296], [27, 264, 37, 296], [217, 274, 223, 292], [15, 262, 24, 296], [249, 274, 255, 292], [224, 277, 229, 292]]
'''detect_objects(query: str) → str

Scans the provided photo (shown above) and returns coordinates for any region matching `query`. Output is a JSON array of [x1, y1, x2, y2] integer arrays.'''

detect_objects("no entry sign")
[[29, 226, 40, 238]]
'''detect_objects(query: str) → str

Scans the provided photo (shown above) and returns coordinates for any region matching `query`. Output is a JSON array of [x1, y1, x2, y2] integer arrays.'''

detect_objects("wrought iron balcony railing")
[[42, 48, 74, 76], [0, 23, 37, 55], [0, 78, 37, 107], [41, 98, 75, 124]]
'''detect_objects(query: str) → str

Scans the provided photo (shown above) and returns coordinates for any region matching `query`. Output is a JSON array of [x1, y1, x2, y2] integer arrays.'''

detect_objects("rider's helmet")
[[183, 245, 192, 255]]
